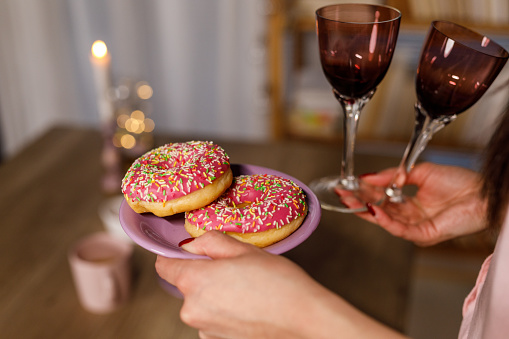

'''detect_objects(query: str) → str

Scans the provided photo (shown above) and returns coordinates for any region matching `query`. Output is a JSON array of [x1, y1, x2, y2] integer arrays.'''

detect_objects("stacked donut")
[[122, 141, 233, 217], [122, 141, 307, 247]]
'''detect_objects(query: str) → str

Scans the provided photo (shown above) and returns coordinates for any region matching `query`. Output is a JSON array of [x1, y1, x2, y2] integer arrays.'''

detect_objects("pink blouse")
[[459, 211, 509, 338]]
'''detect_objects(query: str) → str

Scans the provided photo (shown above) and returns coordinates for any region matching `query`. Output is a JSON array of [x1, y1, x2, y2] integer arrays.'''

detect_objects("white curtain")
[[0, 0, 269, 157]]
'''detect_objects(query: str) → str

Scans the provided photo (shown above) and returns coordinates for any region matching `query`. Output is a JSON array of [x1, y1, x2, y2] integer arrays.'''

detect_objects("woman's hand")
[[157, 232, 316, 338], [353, 162, 487, 246], [156, 231, 406, 339]]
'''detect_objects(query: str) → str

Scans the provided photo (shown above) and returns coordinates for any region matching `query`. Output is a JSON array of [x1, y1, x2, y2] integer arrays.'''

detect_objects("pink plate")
[[119, 163, 321, 259]]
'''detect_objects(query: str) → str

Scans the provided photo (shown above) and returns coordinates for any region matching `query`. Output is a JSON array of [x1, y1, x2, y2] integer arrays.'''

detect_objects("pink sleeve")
[[458, 254, 491, 339], [458, 212, 509, 339]]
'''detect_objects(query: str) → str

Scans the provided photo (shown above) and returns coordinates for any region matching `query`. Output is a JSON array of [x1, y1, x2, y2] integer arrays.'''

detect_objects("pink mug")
[[68, 232, 133, 314]]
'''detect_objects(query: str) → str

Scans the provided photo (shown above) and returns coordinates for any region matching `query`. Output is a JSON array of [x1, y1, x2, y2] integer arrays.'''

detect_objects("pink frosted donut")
[[184, 174, 307, 247], [122, 141, 233, 217]]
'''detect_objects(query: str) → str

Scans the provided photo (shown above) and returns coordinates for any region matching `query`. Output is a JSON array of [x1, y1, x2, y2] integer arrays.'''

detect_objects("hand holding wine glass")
[[310, 3, 401, 213], [352, 163, 487, 247]]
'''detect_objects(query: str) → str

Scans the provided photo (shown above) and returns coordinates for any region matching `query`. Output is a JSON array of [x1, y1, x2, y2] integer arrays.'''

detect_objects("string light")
[[111, 79, 155, 153], [120, 134, 136, 149], [136, 81, 153, 99]]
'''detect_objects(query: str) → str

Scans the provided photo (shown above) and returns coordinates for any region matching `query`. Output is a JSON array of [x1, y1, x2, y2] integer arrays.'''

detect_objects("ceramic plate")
[[119, 164, 321, 258]]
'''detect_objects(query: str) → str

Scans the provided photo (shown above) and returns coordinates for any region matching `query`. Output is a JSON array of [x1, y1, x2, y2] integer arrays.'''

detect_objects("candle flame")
[[91, 40, 108, 58]]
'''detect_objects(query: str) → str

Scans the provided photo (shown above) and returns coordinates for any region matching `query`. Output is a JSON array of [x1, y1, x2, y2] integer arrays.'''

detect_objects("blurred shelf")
[[289, 0, 509, 34], [387, 0, 509, 34]]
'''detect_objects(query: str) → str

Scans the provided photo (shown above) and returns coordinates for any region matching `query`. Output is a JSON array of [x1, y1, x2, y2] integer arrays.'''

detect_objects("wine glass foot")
[[385, 186, 405, 203], [309, 175, 385, 213]]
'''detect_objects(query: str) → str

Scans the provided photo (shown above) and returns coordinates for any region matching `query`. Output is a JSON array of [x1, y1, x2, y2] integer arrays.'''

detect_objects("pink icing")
[[121, 141, 230, 203], [185, 174, 307, 233]]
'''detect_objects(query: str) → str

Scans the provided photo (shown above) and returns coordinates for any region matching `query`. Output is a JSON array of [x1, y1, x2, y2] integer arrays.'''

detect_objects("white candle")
[[90, 40, 114, 123]]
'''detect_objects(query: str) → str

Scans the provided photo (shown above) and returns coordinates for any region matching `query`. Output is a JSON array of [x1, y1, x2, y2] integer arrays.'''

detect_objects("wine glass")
[[385, 21, 508, 210], [309, 4, 401, 213]]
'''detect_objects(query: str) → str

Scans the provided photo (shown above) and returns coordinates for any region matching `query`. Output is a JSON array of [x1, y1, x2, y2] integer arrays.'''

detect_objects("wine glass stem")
[[386, 103, 456, 202], [335, 89, 374, 190]]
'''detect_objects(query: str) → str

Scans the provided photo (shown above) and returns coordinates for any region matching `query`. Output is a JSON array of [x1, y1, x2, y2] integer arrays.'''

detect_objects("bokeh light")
[[136, 81, 153, 100], [120, 134, 136, 149]]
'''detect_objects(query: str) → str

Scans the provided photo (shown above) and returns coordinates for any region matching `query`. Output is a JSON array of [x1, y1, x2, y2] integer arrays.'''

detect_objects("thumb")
[[181, 231, 258, 259]]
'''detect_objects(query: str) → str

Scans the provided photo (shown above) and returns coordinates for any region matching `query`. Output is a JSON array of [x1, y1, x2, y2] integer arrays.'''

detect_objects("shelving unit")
[[387, 0, 509, 33], [268, 0, 509, 148]]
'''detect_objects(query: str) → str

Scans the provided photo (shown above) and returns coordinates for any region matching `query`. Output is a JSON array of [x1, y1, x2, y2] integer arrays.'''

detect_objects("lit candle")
[[90, 40, 120, 194], [90, 40, 114, 123]]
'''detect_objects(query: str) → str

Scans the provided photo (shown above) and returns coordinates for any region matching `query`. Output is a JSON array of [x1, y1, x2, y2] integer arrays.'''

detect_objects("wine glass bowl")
[[310, 4, 401, 212], [416, 21, 509, 119], [386, 21, 509, 204], [317, 4, 401, 99]]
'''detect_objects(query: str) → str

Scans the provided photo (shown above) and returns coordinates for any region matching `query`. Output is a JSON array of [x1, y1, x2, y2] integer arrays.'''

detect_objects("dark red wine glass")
[[309, 4, 401, 212], [386, 21, 509, 204]]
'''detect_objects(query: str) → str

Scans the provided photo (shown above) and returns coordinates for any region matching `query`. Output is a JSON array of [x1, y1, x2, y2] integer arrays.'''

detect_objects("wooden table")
[[0, 126, 415, 338]]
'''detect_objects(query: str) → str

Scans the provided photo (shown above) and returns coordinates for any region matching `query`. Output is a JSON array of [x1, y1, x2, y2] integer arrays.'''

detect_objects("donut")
[[121, 141, 233, 217], [184, 174, 308, 247]]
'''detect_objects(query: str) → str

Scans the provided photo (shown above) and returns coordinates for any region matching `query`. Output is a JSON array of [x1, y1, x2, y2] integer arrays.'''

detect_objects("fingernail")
[[359, 172, 377, 179], [366, 203, 376, 217], [178, 238, 195, 247]]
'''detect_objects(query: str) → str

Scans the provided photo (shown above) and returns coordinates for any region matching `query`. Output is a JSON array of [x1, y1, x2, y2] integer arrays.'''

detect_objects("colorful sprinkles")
[[121, 141, 230, 203], [185, 174, 307, 234]]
